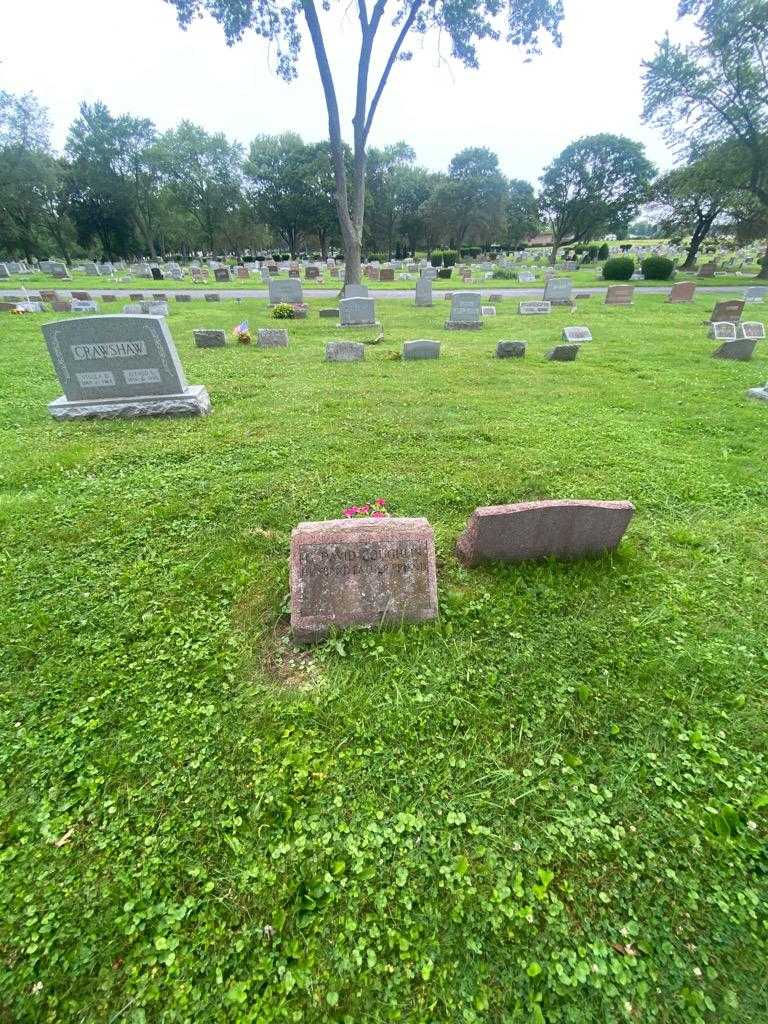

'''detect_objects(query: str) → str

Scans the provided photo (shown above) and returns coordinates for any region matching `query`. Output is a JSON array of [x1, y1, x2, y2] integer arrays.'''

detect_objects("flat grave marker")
[[403, 339, 440, 360], [519, 301, 551, 315], [326, 341, 364, 362], [562, 326, 592, 342]]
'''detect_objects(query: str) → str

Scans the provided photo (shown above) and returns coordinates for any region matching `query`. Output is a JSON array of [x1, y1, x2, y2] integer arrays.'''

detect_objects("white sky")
[[1, 0, 695, 182]]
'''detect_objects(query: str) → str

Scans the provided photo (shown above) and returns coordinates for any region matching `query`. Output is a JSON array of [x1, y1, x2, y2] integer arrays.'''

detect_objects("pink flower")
[[360, 504, 371, 514], [374, 498, 386, 507], [371, 510, 386, 518], [342, 507, 358, 517]]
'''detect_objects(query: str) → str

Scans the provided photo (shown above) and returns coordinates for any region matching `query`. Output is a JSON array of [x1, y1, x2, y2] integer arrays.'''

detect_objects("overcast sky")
[[2, 0, 695, 182]]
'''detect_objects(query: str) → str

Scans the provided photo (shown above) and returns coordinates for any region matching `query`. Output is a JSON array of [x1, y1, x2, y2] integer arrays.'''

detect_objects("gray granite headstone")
[[122, 303, 143, 314], [707, 300, 743, 323], [403, 339, 440, 360], [214, 267, 231, 282], [712, 338, 757, 361], [340, 296, 377, 327], [194, 329, 226, 348], [71, 299, 98, 313], [257, 328, 289, 348], [326, 341, 364, 362], [496, 341, 526, 358], [481, 305, 496, 316], [744, 287, 766, 304], [519, 301, 551, 315], [269, 278, 303, 304], [176, 294, 192, 302], [415, 277, 432, 307], [562, 326, 592, 342], [747, 382, 768, 401], [290, 517, 438, 642], [543, 278, 573, 305], [0, 263, 9, 279], [546, 344, 580, 361], [141, 301, 169, 317], [42, 315, 211, 419], [204, 293, 221, 302], [445, 291, 481, 330]]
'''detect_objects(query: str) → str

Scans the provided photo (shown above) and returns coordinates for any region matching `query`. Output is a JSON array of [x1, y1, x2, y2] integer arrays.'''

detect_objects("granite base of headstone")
[[290, 517, 438, 642], [455, 500, 635, 567], [43, 315, 211, 420]]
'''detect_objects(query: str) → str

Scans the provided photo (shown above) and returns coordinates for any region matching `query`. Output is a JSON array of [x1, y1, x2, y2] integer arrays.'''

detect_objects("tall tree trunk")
[[549, 241, 560, 266], [758, 244, 768, 280], [681, 214, 713, 270]]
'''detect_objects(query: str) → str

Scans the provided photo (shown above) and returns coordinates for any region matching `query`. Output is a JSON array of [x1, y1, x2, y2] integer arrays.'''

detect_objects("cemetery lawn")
[[1, 295, 767, 1024]]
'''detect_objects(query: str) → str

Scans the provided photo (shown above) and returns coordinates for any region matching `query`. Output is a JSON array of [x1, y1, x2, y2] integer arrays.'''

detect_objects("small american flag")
[[232, 319, 249, 336]]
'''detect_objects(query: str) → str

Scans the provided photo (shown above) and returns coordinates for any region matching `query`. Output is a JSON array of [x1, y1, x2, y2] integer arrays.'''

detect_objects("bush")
[[366, 252, 388, 264], [492, 267, 516, 279], [602, 256, 635, 281], [598, 243, 610, 260], [272, 303, 296, 319], [430, 251, 443, 268], [641, 255, 675, 280], [442, 250, 458, 268], [437, 267, 453, 279], [460, 246, 482, 259]]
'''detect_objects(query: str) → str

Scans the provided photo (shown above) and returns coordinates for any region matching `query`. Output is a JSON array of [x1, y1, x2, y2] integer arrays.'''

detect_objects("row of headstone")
[[290, 500, 635, 641]]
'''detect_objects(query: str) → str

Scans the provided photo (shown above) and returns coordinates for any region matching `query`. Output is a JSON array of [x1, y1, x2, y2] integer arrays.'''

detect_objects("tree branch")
[[363, 0, 423, 142]]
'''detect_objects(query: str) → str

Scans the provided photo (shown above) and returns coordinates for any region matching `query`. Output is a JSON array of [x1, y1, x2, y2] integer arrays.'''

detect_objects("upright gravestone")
[[744, 287, 766, 304], [712, 338, 757, 361], [257, 328, 289, 348], [708, 299, 744, 323], [193, 330, 226, 348], [379, 268, 395, 282], [290, 517, 438, 641], [403, 340, 440, 360], [344, 284, 369, 299], [667, 282, 696, 303], [605, 285, 634, 306], [151, 267, 164, 281], [42, 315, 211, 419], [50, 262, 70, 280], [214, 267, 231, 283], [445, 292, 482, 330], [415, 277, 433, 307], [269, 278, 303, 305], [339, 296, 378, 327], [0, 263, 9, 279], [543, 278, 573, 306], [697, 262, 716, 278], [455, 500, 635, 566]]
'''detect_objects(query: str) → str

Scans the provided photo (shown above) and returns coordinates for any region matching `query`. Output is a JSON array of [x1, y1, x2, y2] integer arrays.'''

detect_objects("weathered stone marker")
[[319, 308, 339, 318], [605, 285, 634, 306], [667, 282, 696, 303], [496, 341, 526, 358], [42, 315, 211, 420], [403, 339, 440, 360], [339, 296, 378, 327], [290, 517, 438, 642], [735, 321, 765, 340], [747, 382, 768, 401], [707, 299, 744, 323], [257, 328, 289, 348], [326, 341, 364, 362], [712, 338, 757, 361], [455, 499, 635, 566], [445, 291, 482, 330], [415, 277, 433, 307], [543, 277, 573, 305], [708, 322, 737, 341], [268, 278, 303, 304], [562, 326, 592, 342], [546, 343, 580, 361], [194, 329, 226, 348]]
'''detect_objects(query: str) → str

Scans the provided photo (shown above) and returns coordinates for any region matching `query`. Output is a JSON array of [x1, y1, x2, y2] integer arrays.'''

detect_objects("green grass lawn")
[[0, 262, 764, 294], [1, 295, 767, 1023]]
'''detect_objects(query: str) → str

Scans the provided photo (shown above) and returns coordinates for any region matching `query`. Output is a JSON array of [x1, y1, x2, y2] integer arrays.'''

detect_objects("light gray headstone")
[[42, 315, 210, 419], [403, 339, 440, 360], [496, 341, 526, 358], [519, 301, 551, 315], [71, 299, 98, 313], [340, 296, 377, 326], [415, 277, 432, 307], [744, 287, 766, 304], [269, 278, 303, 304], [140, 301, 169, 317], [344, 284, 369, 299], [735, 321, 765, 340], [257, 328, 289, 348], [326, 341, 364, 362], [122, 303, 143, 314], [0, 263, 9, 279], [445, 292, 481, 329], [747, 382, 768, 401], [562, 326, 592, 342], [543, 278, 573, 304], [481, 305, 496, 316]]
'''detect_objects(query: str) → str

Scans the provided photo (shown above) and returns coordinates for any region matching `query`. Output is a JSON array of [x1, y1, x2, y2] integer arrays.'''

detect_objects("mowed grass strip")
[[0, 295, 766, 1023]]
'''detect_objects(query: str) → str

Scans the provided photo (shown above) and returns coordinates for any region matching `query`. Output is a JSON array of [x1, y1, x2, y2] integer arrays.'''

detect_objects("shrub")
[[602, 256, 635, 281], [366, 252, 388, 264], [437, 267, 453, 279], [271, 303, 296, 319], [460, 246, 482, 259], [641, 255, 675, 280], [430, 251, 443, 268], [598, 243, 610, 260], [492, 267, 516, 279], [442, 250, 458, 268]]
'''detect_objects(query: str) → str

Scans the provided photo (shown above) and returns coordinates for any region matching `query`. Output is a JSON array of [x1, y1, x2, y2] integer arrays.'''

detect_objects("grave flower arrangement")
[[272, 303, 296, 320], [342, 499, 390, 519], [232, 319, 251, 344]]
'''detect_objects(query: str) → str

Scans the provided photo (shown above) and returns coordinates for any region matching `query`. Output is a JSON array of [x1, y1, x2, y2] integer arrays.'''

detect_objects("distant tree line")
[[0, 85, 765, 272]]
